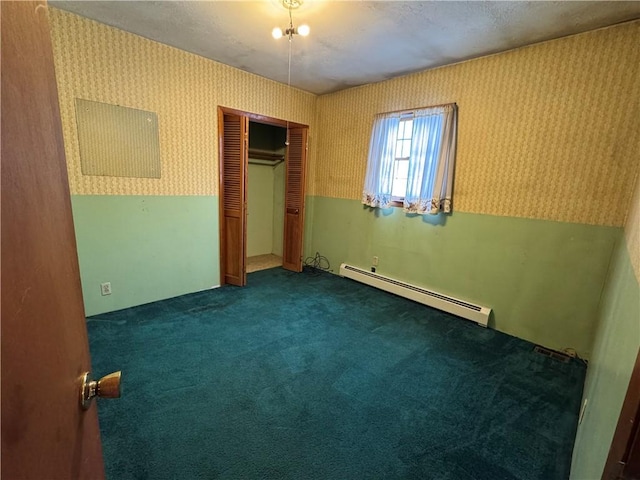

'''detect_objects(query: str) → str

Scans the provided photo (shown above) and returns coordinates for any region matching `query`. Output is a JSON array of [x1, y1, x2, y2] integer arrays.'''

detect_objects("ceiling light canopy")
[[281, 0, 303, 9], [272, 0, 310, 40]]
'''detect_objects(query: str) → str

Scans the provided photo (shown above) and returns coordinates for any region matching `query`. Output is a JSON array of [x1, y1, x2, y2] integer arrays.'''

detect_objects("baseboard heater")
[[339, 263, 491, 327]]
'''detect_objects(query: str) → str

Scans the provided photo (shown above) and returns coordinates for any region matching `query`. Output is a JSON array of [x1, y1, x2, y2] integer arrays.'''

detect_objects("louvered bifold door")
[[221, 113, 248, 286], [282, 127, 308, 272]]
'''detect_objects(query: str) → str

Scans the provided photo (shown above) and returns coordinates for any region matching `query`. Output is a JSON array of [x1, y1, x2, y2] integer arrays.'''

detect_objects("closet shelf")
[[248, 149, 284, 166]]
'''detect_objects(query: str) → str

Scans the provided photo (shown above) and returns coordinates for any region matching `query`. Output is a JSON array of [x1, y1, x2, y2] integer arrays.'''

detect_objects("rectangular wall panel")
[[75, 98, 161, 178]]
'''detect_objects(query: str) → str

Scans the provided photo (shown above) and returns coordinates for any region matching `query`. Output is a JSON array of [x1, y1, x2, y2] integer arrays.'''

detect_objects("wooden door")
[[282, 127, 308, 272], [1, 1, 105, 479], [623, 426, 640, 479], [604, 348, 640, 480], [219, 111, 248, 286]]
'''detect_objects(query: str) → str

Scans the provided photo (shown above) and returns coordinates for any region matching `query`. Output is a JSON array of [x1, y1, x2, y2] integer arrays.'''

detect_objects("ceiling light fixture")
[[272, 0, 309, 146], [272, 0, 310, 40]]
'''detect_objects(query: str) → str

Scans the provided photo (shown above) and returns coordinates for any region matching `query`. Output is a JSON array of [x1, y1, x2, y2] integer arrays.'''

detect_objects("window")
[[391, 117, 413, 198], [362, 104, 457, 215]]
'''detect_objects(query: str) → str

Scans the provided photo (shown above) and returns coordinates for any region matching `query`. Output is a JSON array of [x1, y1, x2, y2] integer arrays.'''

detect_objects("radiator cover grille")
[[339, 263, 491, 327]]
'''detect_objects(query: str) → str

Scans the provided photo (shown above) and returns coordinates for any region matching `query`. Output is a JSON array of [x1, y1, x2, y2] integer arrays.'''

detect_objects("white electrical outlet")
[[579, 398, 588, 424], [372, 256, 379, 266], [100, 282, 112, 296]]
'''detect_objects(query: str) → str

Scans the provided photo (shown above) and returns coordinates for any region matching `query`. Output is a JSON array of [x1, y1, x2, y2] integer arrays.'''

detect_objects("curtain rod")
[[381, 102, 457, 116]]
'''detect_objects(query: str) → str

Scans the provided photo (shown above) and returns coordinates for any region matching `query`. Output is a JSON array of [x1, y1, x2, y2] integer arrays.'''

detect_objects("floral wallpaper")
[[49, 8, 317, 196], [313, 21, 640, 227]]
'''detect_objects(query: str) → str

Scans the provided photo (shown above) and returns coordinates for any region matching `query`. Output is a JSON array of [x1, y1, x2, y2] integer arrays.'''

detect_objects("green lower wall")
[[71, 195, 219, 316], [247, 164, 275, 257], [246, 163, 285, 258], [307, 196, 622, 358], [71, 193, 627, 362], [570, 240, 640, 479]]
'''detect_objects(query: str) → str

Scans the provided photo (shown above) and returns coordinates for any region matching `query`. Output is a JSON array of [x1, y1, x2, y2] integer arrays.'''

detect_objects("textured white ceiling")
[[50, 1, 640, 95]]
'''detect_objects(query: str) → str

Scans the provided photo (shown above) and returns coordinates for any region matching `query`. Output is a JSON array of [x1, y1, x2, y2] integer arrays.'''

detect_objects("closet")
[[246, 122, 287, 272], [218, 107, 308, 286]]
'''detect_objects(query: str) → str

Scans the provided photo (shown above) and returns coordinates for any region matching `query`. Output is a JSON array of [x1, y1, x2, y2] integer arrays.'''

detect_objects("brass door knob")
[[80, 371, 121, 410]]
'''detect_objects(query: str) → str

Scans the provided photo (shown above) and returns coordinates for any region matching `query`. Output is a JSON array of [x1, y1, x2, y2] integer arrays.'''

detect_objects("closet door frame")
[[217, 106, 308, 285]]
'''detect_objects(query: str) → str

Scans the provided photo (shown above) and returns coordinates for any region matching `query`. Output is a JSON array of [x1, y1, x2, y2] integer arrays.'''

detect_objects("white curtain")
[[362, 104, 457, 215], [362, 113, 401, 208], [404, 104, 457, 215]]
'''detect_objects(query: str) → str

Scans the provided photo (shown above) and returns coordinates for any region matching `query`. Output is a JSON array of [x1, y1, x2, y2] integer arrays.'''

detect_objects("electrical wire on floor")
[[302, 252, 331, 276]]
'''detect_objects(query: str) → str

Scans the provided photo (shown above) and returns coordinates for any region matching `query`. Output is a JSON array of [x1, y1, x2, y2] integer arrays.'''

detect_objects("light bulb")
[[272, 27, 283, 39], [297, 24, 310, 36]]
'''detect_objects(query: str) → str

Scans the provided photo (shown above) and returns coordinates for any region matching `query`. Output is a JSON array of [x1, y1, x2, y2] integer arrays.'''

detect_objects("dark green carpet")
[[88, 268, 585, 480]]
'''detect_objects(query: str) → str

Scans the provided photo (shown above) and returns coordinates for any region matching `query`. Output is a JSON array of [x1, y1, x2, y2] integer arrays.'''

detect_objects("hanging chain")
[[285, 6, 293, 146]]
